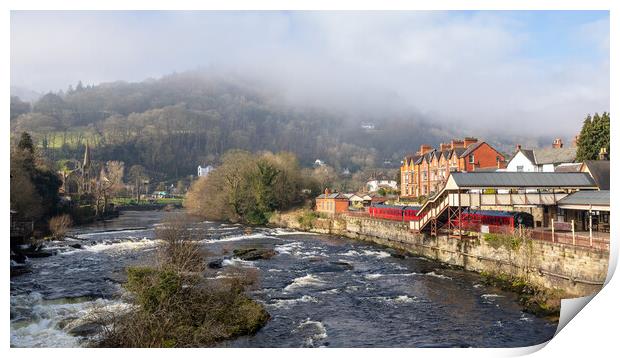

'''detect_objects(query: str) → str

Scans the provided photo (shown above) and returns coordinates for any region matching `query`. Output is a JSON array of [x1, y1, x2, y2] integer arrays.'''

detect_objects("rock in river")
[[208, 258, 224, 269], [232, 248, 277, 261]]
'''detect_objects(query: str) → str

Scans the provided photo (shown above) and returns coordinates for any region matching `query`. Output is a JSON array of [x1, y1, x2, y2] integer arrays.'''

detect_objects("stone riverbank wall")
[[271, 211, 608, 298]]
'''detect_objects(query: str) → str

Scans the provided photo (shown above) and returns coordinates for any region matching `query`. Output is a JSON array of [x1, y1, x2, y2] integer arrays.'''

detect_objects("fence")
[[342, 211, 609, 251], [530, 229, 609, 251]]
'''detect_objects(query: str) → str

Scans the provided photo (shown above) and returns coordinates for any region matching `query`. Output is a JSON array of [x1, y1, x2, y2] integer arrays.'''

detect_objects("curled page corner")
[[554, 294, 597, 335], [552, 228, 617, 338]]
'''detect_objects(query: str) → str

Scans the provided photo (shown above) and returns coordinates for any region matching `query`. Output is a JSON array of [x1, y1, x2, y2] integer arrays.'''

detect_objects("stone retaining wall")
[[270, 210, 608, 297], [342, 216, 607, 297]]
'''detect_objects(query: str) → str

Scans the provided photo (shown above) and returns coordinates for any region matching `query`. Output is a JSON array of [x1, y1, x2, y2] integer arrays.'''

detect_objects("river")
[[10, 210, 557, 348]]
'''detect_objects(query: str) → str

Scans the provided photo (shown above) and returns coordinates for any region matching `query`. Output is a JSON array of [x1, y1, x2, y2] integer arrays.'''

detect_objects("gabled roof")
[[558, 190, 609, 207], [317, 193, 349, 199], [404, 154, 422, 166], [533, 147, 577, 165], [459, 142, 485, 158], [348, 194, 365, 201], [519, 149, 536, 164], [582, 160, 610, 190], [447, 172, 597, 189], [554, 163, 583, 173], [450, 147, 466, 159]]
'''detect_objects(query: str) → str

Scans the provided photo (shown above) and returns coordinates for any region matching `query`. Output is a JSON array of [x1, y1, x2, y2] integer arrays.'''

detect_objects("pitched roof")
[[459, 142, 485, 158], [404, 154, 422, 165], [520, 149, 536, 164], [582, 160, 610, 190], [554, 163, 583, 173], [532, 147, 577, 165], [448, 172, 597, 188], [317, 193, 349, 199], [450, 147, 466, 159], [558, 190, 609, 207]]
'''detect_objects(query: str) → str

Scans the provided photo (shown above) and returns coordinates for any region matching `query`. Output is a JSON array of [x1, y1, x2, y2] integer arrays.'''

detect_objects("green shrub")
[[297, 210, 320, 230], [483, 233, 522, 251], [93, 214, 269, 347]]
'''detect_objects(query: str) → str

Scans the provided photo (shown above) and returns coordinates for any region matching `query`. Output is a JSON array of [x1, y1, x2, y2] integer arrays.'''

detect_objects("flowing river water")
[[10, 210, 557, 348]]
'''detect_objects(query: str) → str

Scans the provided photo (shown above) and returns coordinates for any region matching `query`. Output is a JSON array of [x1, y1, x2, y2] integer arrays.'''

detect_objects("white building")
[[313, 159, 326, 168], [366, 173, 398, 192], [197, 165, 214, 177], [506, 139, 577, 173]]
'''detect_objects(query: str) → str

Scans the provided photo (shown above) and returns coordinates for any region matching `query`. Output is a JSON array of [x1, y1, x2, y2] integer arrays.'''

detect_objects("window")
[[517, 165, 523, 172], [556, 207, 566, 222], [469, 154, 475, 164]]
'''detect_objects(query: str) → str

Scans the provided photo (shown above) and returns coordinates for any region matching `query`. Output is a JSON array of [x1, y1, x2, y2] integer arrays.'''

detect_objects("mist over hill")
[[10, 71, 556, 180]]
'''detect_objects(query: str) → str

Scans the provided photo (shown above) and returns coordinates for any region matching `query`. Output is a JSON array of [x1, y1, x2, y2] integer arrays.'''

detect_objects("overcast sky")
[[11, 11, 609, 136]]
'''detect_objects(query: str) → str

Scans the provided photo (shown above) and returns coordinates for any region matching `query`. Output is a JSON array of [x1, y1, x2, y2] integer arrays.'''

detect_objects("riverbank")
[[269, 209, 609, 319], [11, 210, 559, 347]]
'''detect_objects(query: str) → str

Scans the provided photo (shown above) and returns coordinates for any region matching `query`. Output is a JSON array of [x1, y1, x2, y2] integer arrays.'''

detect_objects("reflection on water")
[[10, 211, 557, 348]]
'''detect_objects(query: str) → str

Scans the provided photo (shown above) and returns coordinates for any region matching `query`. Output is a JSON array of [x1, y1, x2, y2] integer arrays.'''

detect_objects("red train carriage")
[[449, 209, 534, 232], [368, 204, 421, 222]]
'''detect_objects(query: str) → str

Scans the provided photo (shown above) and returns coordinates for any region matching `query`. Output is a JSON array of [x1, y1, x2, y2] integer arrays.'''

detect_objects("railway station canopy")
[[444, 172, 598, 190], [557, 190, 610, 211]]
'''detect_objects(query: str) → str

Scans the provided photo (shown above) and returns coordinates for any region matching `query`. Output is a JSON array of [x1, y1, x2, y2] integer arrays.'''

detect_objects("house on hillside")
[[366, 172, 397, 192], [505, 139, 577, 173], [197, 165, 214, 177], [313, 159, 326, 168]]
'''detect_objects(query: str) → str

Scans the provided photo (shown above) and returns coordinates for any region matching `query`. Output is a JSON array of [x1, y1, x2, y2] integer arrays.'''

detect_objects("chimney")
[[516, 144, 522, 151], [599, 147, 609, 160], [572, 135, 579, 147], [463, 137, 478, 147], [450, 139, 465, 149], [418, 144, 433, 155], [552, 138, 563, 149], [324, 188, 331, 195], [440, 143, 451, 151]]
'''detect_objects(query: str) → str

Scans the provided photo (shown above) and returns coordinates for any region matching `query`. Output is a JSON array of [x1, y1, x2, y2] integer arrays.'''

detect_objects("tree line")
[[10, 71, 445, 181], [185, 150, 319, 225]]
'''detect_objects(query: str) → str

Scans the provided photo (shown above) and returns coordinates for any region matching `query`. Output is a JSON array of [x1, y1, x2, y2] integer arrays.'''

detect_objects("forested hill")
[[10, 71, 450, 180]]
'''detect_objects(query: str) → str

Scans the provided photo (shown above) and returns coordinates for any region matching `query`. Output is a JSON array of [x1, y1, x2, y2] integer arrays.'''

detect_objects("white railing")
[[446, 192, 568, 207], [410, 192, 450, 231]]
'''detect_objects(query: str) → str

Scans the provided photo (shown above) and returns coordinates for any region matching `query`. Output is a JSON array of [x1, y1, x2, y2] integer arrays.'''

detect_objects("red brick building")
[[400, 138, 506, 198], [315, 189, 350, 215]]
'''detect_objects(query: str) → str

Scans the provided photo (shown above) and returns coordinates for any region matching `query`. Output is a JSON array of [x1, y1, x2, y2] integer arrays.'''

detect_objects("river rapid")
[[10, 210, 557, 348]]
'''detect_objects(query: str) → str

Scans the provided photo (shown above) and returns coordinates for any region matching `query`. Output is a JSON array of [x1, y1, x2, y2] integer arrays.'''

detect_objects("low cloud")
[[11, 11, 609, 136]]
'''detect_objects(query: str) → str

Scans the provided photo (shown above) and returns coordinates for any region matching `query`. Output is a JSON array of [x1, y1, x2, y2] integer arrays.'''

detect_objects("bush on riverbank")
[[184, 150, 317, 225], [49, 214, 73, 239], [94, 214, 270, 347]]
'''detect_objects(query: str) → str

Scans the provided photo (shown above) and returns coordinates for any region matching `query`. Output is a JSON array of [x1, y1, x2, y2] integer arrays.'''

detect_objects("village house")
[[366, 172, 398, 192], [505, 138, 577, 172], [197, 165, 214, 177], [400, 137, 506, 199], [315, 189, 349, 215]]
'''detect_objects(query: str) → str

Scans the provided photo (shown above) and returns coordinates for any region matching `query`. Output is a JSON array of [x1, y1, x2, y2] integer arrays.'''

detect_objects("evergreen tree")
[[576, 112, 610, 161], [17, 132, 35, 153]]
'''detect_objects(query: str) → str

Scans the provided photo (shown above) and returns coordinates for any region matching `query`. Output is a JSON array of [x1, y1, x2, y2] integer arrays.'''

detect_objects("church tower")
[[81, 142, 92, 193]]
